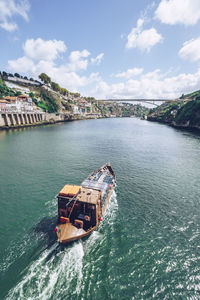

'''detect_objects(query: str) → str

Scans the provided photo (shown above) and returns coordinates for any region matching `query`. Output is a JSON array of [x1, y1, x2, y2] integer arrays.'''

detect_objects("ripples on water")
[[6, 192, 118, 300], [1, 119, 200, 299]]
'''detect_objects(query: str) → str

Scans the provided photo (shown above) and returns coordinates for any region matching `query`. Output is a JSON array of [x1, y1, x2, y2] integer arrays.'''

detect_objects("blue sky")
[[1, 0, 200, 99]]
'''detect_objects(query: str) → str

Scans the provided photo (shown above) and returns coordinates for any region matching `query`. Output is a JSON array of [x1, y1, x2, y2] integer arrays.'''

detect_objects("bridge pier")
[[13, 114, 19, 125], [2, 114, 8, 126], [8, 114, 14, 126], [27, 114, 31, 124], [0, 112, 45, 128], [23, 114, 28, 124], [18, 114, 24, 125]]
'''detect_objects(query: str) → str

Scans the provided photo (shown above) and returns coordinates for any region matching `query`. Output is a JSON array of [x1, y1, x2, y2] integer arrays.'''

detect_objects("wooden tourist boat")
[[55, 163, 116, 244]]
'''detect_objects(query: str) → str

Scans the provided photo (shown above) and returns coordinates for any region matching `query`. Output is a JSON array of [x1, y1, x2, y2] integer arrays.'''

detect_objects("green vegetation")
[[38, 73, 69, 97], [0, 77, 10, 97], [61, 101, 72, 111], [0, 76, 21, 98], [39, 73, 51, 85], [121, 106, 131, 117], [37, 100, 48, 111], [175, 100, 200, 126], [29, 92, 38, 105], [70, 92, 80, 98], [148, 95, 200, 129], [0, 71, 150, 119], [51, 81, 61, 92], [84, 96, 96, 102], [15, 91, 22, 96], [40, 89, 59, 113], [60, 88, 69, 96], [180, 90, 200, 100]]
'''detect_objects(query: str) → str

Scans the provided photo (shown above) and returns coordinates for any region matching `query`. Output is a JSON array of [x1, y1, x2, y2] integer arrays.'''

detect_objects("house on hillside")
[[73, 105, 80, 115], [0, 99, 9, 112], [1, 95, 35, 113]]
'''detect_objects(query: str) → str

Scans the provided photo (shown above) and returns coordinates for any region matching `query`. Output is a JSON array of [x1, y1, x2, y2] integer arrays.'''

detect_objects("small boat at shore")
[[55, 163, 116, 244]]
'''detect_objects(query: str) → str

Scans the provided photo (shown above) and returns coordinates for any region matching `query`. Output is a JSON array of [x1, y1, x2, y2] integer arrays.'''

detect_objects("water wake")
[[6, 192, 118, 300], [6, 242, 84, 300]]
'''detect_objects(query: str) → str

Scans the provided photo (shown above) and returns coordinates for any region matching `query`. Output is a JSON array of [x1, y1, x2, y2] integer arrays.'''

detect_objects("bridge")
[[101, 98, 174, 106]]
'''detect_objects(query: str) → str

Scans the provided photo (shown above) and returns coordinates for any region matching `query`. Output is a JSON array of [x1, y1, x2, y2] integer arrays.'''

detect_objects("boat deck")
[[58, 223, 86, 243], [56, 163, 116, 244]]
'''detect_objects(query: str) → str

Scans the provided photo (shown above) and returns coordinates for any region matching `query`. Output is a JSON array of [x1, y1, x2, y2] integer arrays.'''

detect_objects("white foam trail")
[[100, 190, 118, 226], [6, 242, 84, 300], [78, 191, 118, 297], [6, 192, 118, 299]]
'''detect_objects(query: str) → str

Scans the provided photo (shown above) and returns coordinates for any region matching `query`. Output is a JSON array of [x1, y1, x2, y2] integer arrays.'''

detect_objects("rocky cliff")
[[148, 90, 200, 130]]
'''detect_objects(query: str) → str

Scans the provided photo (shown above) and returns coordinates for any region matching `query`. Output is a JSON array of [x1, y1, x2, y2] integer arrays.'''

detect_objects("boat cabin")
[[57, 184, 101, 231]]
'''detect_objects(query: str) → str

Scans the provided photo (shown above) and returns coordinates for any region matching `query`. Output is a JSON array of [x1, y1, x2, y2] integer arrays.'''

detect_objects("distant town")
[[0, 71, 149, 128]]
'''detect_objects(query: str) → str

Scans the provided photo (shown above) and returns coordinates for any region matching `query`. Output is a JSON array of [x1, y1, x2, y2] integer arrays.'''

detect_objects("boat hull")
[[56, 163, 116, 244], [57, 188, 114, 244]]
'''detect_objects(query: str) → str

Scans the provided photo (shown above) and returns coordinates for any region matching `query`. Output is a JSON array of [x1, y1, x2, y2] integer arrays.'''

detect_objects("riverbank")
[[0, 112, 102, 130], [147, 98, 200, 132]]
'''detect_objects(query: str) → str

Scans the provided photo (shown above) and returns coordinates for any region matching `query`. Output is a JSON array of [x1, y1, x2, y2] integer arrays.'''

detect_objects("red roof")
[[3, 96, 17, 101], [0, 99, 9, 103]]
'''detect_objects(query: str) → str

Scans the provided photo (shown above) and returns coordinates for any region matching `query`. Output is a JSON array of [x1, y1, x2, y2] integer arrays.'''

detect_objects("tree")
[[39, 73, 51, 85], [2, 71, 8, 77], [60, 88, 69, 96], [29, 92, 34, 98], [51, 81, 61, 92], [180, 94, 185, 99], [73, 92, 80, 98], [14, 73, 20, 78], [15, 91, 22, 96]]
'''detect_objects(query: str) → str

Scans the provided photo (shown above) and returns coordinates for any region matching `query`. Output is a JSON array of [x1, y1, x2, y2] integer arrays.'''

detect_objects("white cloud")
[[7, 38, 101, 91], [67, 49, 90, 71], [8, 38, 200, 99], [115, 68, 143, 79], [126, 18, 163, 52], [0, 0, 30, 32], [8, 56, 35, 73], [23, 38, 67, 61], [91, 68, 200, 100], [179, 37, 200, 62], [69, 49, 90, 62], [0, 21, 17, 32], [91, 53, 104, 65], [155, 0, 200, 25]]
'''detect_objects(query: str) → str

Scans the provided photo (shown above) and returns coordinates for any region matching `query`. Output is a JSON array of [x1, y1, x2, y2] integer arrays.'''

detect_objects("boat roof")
[[76, 187, 101, 205], [59, 184, 81, 197], [82, 179, 108, 191]]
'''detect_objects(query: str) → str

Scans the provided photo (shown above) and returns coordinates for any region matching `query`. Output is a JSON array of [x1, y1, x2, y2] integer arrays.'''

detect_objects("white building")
[[73, 105, 80, 114]]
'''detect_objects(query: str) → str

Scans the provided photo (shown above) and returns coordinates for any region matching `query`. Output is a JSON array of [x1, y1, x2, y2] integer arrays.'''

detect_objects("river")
[[0, 118, 200, 299]]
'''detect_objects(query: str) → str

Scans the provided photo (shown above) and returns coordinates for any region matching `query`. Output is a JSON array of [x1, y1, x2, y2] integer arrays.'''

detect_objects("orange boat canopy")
[[59, 184, 81, 197]]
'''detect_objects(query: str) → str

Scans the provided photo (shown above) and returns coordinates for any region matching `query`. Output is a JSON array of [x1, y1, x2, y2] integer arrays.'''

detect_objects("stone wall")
[[0, 111, 99, 129], [0, 112, 44, 128], [0, 112, 74, 129]]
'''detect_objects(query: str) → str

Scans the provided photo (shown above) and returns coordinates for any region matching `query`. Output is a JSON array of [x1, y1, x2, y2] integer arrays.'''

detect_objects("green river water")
[[0, 118, 200, 299]]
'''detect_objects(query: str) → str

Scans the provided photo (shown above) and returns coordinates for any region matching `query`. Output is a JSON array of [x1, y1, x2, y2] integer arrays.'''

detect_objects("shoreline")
[[0, 112, 104, 130], [148, 118, 200, 133], [2, 115, 200, 133]]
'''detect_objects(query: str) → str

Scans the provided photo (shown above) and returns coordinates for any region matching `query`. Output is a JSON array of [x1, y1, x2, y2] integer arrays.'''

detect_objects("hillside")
[[148, 90, 200, 130], [0, 71, 149, 119]]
